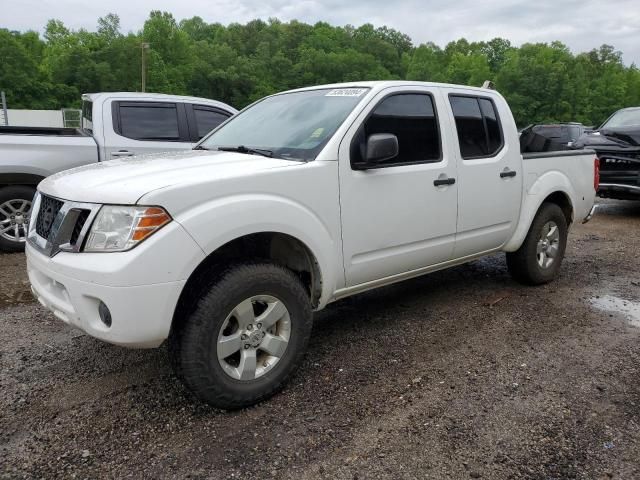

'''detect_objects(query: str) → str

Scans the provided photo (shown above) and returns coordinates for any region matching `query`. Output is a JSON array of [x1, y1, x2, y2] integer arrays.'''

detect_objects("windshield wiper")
[[217, 145, 273, 158], [193, 145, 209, 151]]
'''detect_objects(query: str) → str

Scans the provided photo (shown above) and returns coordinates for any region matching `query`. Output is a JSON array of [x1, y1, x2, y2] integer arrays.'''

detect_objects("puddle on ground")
[[590, 295, 640, 328]]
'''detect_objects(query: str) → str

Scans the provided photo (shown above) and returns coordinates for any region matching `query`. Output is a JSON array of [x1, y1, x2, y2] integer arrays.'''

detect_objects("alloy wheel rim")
[[216, 295, 291, 381], [536, 220, 560, 269], [0, 199, 31, 243]]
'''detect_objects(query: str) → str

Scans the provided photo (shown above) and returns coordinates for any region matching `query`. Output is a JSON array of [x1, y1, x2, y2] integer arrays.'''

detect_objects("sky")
[[3, 0, 640, 64]]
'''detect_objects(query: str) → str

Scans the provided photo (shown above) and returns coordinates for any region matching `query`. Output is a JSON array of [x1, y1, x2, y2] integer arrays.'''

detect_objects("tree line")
[[1, 12, 639, 127]]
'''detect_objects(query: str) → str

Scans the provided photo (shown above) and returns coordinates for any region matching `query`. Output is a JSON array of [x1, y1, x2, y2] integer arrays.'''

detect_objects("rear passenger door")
[[104, 101, 192, 159], [447, 92, 523, 258]]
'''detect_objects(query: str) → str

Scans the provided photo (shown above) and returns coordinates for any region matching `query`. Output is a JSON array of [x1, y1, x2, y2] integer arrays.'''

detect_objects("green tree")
[[3, 14, 640, 127]]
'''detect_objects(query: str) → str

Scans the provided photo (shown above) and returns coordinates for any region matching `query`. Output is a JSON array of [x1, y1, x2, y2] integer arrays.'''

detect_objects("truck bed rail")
[[0, 126, 87, 137]]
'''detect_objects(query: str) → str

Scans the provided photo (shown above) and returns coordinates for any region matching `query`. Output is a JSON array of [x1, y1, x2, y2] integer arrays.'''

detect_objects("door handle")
[[500, 169, 517, 178], [111, 150, 134, 157], [433, 177, 456, 187]]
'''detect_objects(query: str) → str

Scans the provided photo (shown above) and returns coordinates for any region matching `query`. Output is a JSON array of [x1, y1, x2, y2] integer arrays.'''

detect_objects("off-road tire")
[[169, 262, 313, 410], [507, 202, 568, 285]]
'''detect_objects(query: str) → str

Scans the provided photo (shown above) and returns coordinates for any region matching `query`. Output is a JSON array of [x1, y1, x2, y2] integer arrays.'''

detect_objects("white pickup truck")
[[0, 92, 236, 251], [26, 81, 598, 409]]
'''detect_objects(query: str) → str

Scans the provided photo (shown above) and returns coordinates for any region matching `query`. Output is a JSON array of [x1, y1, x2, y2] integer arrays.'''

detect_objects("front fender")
[[503, 171, 575, 252], [172, 194, 340, 307]]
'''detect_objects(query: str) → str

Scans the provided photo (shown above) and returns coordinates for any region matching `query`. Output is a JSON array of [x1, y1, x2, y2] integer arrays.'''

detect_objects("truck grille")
[[35, 195, 64, 239], [30, 194, 95, 255], [598, 151, 640, 187], [70, 210, 90, 246]]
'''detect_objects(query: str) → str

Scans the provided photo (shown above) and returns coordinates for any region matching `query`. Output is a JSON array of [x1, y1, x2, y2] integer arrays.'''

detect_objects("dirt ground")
[[1, 199, 639, 479]]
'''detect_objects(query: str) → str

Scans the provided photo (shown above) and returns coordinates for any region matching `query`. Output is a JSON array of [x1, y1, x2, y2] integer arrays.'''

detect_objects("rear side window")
[[82, 101, 93, 134], [351, 93, 441, 168], [569, 126, 581, 142], [450, 95, 503, 159], [193, 107, 230, 139], [116, 102, 181, 141]]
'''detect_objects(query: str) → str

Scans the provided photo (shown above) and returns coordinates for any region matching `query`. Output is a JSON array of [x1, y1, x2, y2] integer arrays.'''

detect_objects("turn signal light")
[[131, 207, 171, 242]]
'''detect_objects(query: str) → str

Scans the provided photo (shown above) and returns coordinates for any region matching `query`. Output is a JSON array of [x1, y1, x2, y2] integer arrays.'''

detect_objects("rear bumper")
[[582, 204, 597, 224], [597, 183, 640, 199]]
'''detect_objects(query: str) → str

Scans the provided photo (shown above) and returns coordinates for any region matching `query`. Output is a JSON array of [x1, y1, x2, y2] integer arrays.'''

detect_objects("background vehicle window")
[[450, 95, 503, 158], [569, 126, 581, 142], [194, 107, 229, 139], [118, 103, 180, 140], [82, 100, 93, 134], [351, 93, 441, 167]]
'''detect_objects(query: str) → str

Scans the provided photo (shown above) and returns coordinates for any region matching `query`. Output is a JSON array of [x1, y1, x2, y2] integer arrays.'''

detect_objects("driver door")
[[338, 87, 459, 287]]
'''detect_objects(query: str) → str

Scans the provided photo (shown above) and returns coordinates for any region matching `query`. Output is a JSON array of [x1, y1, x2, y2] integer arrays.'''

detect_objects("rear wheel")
[[0, 186, 36, 253], [169, 262, 313, 410], [507, 202, 568, 285]]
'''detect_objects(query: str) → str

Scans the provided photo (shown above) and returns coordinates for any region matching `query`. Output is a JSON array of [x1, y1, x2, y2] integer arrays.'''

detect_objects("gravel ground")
[[1, 199, 639, 479]]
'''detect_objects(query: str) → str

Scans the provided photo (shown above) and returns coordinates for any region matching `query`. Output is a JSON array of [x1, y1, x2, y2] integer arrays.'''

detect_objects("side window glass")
[[194, 107, 230, 139], [351, 93, 441, 168], [117, 103, 180, 141], [569, 126, 580, 142], [479, 98, 502, 153], [450, 96, 487, 158], [450, 95, 503, 159]]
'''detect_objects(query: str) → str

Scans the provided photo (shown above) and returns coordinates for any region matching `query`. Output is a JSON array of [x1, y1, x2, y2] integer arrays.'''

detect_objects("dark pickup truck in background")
[[574, 107, 640, 200], [519, 123, 590, 152], [519, 111, 640, 201]]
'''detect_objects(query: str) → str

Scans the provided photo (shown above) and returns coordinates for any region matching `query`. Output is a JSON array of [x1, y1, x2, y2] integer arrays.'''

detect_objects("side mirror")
[[365, 133, 399, 164]]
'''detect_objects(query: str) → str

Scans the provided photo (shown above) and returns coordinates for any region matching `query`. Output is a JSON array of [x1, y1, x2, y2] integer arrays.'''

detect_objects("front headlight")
[[84, 205, 171, 252]]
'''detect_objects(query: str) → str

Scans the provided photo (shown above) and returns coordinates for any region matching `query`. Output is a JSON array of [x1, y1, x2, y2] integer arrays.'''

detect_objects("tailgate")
[[0, 134, 99, 177]]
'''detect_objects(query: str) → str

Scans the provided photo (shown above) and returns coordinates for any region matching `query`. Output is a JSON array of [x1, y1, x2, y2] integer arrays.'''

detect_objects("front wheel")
[[507, 202, 568, 285], [169, 262, 313, 410], [0, 186, 36, 253]]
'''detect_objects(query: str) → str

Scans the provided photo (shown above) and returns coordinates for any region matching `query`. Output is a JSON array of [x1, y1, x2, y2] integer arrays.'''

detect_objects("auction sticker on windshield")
[[325, 88, 368, 97]]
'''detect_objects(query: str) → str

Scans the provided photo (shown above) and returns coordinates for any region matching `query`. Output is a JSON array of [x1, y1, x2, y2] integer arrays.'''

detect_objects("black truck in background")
[[573, 107, 640, 200], [520, 110, 640, 201]]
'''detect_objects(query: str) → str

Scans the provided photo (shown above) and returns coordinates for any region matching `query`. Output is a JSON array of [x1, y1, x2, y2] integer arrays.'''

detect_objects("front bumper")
[[25, 222, 206, 348]]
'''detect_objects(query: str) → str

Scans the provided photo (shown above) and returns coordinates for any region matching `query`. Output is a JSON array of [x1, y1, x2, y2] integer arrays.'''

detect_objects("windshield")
[[601, 109, 640, 129], [199, 87, 369, 161]]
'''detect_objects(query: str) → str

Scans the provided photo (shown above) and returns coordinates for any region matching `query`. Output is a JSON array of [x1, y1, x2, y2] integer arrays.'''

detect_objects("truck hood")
[[38, 150, 301, 204]]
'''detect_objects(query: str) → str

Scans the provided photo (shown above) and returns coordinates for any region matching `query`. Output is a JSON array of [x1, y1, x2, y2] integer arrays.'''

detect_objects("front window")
[[350, 93, 441, 168], [199, 87, 370, 161], [601, 109, 640, 129]]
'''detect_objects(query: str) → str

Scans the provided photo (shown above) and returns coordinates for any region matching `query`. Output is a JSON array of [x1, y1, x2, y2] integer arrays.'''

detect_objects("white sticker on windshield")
[[325, 88, 367, 97]]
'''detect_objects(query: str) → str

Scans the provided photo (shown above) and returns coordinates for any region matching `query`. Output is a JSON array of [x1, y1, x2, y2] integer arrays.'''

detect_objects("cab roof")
[[81, 92, 237, 113], [282, 80, 499, 95]]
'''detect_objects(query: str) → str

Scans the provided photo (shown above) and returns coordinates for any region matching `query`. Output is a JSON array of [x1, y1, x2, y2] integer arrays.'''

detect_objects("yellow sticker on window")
[[311, 127, 324, 138]]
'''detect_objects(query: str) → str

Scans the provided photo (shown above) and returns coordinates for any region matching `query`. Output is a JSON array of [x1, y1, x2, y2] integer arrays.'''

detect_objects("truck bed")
[[0, 126, 87, 137], [522, 148, 597, 222], [0, 133, 99, 180]]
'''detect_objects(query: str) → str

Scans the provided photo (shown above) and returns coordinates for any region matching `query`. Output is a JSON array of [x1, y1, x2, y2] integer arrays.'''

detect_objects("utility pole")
[[141, 43, 150, 92]]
